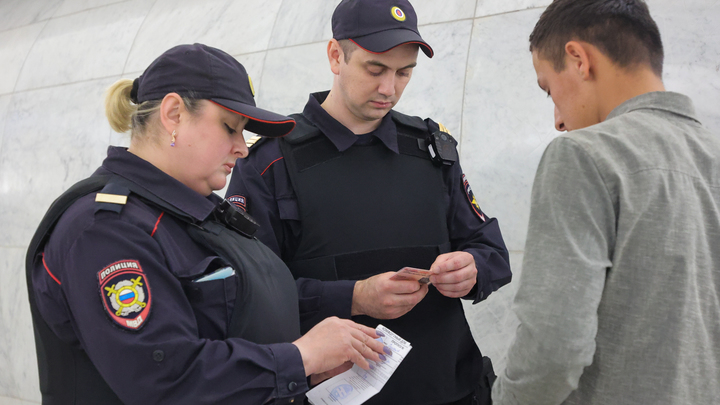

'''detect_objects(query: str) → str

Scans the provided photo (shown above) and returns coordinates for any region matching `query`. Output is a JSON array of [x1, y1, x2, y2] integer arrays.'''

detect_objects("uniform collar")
[[101, 146, 219, 221], [303, 91, 400, 153], [606, 91, 701, 124]]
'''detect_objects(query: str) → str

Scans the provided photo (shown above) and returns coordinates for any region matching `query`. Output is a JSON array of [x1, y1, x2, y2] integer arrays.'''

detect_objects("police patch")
[[98, 260, 151, 331], [462, 174, 486, 222], [227, 194, 247, 211], [391, 6, 406, 21]]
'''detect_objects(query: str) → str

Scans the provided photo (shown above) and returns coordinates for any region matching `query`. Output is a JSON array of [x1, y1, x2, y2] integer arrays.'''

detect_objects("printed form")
[[307, 324, 411, 405]]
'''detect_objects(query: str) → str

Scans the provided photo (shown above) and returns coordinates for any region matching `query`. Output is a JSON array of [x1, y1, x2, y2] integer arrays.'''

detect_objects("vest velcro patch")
[[463, 174, 486, 222], [98, 260, 151, 331]]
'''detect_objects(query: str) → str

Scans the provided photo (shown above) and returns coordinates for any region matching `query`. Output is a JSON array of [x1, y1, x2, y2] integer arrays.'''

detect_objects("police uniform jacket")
[[226, 91, 512, 404], [30, 146, 348, 404]]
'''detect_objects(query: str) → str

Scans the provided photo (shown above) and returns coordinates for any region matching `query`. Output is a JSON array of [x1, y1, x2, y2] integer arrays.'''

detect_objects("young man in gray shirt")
[[492, 0, 720, 404]]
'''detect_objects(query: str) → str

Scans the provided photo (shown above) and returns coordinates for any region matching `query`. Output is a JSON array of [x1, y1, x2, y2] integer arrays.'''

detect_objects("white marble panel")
[[0, 94, 13, 156], [463, 251, 523, 374], [412, 0, 476, 25], [476, 0, 551, 18], [396, 20, 473, 137], [652, 0, 720, 133], [124, 0, 282, 74], [256, 42, 333, 116], [0, 397, 39, 405], [269, 0, 335, 49], [0, 78, 116, 247], [0, 248, 41, 403], [53, 0, 128, 17], [462, 8, 553, 252], [0, 24, 45, 95], [14, 0, 152, 91], [0, 0, 61, 32]]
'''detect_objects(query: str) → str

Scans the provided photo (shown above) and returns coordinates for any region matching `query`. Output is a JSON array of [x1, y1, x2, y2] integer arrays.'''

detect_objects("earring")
[[171, 130, 176, 147]]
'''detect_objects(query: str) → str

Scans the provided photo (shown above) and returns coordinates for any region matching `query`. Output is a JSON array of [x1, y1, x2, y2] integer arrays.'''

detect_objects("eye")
[[224, 123, 237, 134], [368, 68, 384, 77], [397, 69, 411, 78]]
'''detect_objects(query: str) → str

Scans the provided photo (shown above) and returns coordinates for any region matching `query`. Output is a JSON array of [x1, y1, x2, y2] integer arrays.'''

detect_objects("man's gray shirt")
[[493, 92, 720, 404]]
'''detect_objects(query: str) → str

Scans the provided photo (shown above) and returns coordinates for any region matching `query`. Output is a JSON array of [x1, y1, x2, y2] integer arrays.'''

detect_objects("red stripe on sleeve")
[[151, 212, 165, 237], [261, 157, 284, 176], [42, 253, 61, 285]]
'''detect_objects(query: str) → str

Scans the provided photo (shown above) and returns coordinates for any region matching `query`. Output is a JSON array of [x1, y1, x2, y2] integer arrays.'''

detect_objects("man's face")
[[336, 43, 419, 124], [532, 50, 599, 131]]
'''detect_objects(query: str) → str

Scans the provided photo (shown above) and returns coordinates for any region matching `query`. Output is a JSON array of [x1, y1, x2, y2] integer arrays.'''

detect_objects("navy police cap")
[[133, 43, 295, 138], [332, 0, 434, 58]]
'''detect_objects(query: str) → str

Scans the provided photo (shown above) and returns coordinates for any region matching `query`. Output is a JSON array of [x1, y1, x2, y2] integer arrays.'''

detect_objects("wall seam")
[[458, 0, 481, 155]]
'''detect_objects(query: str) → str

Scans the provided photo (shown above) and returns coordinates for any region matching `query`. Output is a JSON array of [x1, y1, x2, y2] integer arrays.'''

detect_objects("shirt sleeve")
[[492, 137, 615, 405], [41, 216, 308, 405], [444, 160, 512, 303]]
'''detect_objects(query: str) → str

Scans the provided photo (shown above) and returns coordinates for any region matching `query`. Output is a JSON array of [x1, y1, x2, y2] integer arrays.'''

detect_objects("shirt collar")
[[303, 91, 400, 153], [606, 91, 701, 124], [101, 146, 219, 221]]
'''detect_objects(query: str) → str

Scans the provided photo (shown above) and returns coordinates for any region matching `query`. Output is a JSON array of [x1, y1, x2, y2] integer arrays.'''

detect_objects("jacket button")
[[153, 350, 165, 362], [288, 381, 297, 392]]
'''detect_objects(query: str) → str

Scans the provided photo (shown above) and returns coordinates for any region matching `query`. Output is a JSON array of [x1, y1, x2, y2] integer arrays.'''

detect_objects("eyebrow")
[[365, 60, 418, 70]]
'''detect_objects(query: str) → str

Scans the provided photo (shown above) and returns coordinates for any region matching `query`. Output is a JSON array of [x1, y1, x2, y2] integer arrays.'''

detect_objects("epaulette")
[[94, 182, 130, 214], [245, 135, 262, 148]]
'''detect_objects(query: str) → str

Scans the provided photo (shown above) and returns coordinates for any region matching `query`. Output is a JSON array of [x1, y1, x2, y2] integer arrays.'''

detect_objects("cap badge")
[[391, 6, 406, 22], [248, 74, 255, 97]]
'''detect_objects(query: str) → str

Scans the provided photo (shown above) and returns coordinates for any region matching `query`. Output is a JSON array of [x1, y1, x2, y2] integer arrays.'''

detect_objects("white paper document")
[[306, 324, 411, 405]]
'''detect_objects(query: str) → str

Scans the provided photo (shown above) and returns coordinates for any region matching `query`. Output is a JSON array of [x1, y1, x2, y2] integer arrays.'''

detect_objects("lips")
[[223, 162, 235, 173], [370, 100, 392, 109]]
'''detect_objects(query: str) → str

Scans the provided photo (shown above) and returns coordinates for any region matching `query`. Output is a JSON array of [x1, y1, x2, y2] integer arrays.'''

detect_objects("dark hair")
[[339, 39, 357, 63], [529, 0, 663, 76]]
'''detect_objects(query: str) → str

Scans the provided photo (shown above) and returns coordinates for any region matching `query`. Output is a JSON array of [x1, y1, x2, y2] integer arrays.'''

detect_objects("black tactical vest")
[[25, 175, 301, 404], [279, 112, 482, 404]]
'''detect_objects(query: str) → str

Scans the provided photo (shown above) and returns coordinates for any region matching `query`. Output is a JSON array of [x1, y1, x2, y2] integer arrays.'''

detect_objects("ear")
[[159, 93, 185, 135], [564, 41, 594, 81], [327, 39, 343, 75]]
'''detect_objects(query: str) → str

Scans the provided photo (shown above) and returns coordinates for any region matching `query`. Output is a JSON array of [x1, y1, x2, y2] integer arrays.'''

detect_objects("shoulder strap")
[[283, 113, 323, 144], [25, 175, 110, 272]]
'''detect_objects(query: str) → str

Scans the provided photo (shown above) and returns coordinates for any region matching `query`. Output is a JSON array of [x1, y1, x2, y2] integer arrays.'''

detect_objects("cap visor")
[[351, 29, 434, 58], [210, 99, 296, 138]]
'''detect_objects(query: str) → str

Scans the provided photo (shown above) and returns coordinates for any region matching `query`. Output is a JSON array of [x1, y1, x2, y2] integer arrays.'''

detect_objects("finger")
[[349, 321, 381, 339]]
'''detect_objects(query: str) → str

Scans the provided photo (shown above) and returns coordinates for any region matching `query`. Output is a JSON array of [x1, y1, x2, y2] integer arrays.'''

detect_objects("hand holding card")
[[389, 267, 431, 284]]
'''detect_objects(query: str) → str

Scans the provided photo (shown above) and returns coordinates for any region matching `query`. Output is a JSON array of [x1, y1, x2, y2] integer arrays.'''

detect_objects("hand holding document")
[[307, 325, 411, 405], [389, 266, 431, 284]]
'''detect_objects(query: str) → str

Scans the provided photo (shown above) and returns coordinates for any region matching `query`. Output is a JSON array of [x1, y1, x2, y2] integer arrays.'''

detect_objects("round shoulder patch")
[[391, 6, 406, 21], [98, 260, 151, 331], [462, 174, 486, 222]]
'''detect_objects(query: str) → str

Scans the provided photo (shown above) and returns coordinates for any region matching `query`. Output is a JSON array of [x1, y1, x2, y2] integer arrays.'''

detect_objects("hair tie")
[[130, 78, 140, 104]]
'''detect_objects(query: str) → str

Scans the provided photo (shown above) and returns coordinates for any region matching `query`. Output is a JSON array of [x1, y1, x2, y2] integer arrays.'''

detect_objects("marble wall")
[[1, 0, 718, 403]]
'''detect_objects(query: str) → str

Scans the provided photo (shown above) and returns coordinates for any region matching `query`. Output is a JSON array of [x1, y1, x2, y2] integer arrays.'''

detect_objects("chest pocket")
[[180, 256, 238, 340]]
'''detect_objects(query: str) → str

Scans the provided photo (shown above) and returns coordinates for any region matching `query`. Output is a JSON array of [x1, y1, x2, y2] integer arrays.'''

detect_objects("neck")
[[596, 65, 665, 122], [321, 89, 384, 135], [128, 137, 172, 175]]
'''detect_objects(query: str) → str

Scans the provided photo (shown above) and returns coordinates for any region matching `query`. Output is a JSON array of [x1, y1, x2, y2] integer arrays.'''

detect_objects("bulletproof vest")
[[25, 174, 301, 404], [279, 112, 483, 404]]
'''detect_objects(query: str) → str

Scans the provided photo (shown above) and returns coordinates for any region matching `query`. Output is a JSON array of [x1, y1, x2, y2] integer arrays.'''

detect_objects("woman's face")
[[172, 101, 249, 195]]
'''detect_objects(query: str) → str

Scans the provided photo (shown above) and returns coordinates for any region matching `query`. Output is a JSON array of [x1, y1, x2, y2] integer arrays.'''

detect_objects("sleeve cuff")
[[267, 342, 309, 403]]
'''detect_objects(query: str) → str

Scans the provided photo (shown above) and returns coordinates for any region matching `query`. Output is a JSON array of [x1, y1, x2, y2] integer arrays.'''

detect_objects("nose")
[[554, 106, 566, 132], [234, 133, 249, 159], [378, 72, 396, 97]]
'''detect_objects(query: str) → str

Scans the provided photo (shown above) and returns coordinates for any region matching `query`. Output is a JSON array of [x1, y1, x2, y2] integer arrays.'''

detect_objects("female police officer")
[[26, 43, 386, 405]]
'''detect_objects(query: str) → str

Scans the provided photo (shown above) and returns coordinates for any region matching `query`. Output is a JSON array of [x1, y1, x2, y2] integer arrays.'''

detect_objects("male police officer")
[[227, 0, 511, 403], [492, 1, 720, 404]]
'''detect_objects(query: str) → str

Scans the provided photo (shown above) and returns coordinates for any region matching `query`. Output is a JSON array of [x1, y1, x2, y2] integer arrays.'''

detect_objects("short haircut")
[[339, 39, 357, 63], [530, 0, 664, 76]]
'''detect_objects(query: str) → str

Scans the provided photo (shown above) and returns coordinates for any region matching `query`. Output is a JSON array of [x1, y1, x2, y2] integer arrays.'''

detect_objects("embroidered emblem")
[[98, 260, 151, 331], [227, 195, 247, 211], [391, 6, 406, 21], [462, 174, 486, 222], [248, 74, 255, 97]]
